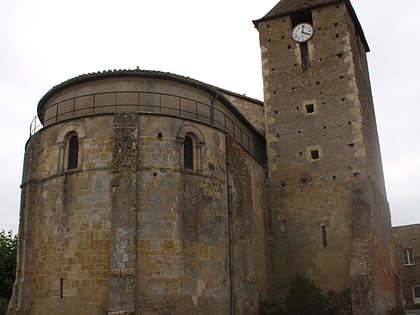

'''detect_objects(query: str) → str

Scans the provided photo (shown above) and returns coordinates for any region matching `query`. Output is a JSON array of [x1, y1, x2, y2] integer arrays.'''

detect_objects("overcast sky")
[[1, 0, 419, 233]]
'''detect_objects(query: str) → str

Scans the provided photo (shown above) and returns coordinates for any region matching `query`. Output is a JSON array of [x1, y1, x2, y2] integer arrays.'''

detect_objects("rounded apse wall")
[[10, 71, 267, 315]]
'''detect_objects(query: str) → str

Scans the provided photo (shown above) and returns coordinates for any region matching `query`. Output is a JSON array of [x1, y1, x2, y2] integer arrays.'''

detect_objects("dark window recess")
[[60, 278, 64, 298], [68, 135, 79, 170], [311, 150, 320, 160], [184, 136, 193, 169], [290, 10, 312, 71], [291, 9, 313, 26], [305, 104, 315, 113], [414, 286, 420, 301], [322, 225, 328, 248], [300, 42, 310, 71]]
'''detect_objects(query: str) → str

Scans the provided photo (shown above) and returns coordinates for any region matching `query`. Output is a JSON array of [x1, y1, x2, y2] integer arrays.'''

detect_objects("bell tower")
[[254, 0, 398, 313]]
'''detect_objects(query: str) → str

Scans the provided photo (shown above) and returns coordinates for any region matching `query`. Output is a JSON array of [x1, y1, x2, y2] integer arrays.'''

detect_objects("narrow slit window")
[[403, 248, 415, 265], [60, 278, 64, 298], [300, 42, 310, 71], [321, 225, 328, 248], [67, 135, 79, 170], [184, 136, 193, 170]]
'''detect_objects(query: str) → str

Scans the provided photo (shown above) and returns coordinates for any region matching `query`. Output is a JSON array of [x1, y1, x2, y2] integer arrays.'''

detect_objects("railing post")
[[73, 98, 76, 118], [210, 99, 215, 126], [114, 92, 118, 111], [93, 94, 96, 114], [55, 103, 59, 124]]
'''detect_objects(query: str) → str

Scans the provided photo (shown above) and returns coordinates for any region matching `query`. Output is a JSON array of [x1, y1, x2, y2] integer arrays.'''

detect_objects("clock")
[[292, 23, 314, 43]]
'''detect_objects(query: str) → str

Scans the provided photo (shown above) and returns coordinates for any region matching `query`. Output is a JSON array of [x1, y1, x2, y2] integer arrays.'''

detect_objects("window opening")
[[321, 225, 328, 248], [291, 10, 313, 26], [305, 104, 315, 113], [403, 248, 415, 265], [60, 278, 64, 298], [291, 9, 312, 72], [67, 135, 79, 170], [413, 285, 420, 303], [184, 136, 193, 169], [311, 150, 320, 160], [300, 42, 310, 71]]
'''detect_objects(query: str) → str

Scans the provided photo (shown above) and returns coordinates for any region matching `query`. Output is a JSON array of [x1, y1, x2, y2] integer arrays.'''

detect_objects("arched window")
[[67, 135, 79, 170], [177, 125, 205, 172], [184, 136, 194, 170], [57, 123, 85, 174]]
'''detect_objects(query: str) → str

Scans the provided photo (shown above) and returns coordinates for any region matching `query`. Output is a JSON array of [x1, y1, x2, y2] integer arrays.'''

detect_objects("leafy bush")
[[259, 274, 352, 315], [285, 273, 328, 315], [0, 297, 8, 315], [325, 289, 352, 315], [259, 298, 287, 315], [0, 230, 17, 314]]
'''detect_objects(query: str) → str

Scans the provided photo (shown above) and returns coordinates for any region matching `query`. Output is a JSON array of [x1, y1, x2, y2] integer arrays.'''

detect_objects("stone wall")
[[8, 75, 267, 314], [256, 2, 396, 313], [393, 224, 420, 309], [7, 1, 399, 314], [221, 91, 265, 135]]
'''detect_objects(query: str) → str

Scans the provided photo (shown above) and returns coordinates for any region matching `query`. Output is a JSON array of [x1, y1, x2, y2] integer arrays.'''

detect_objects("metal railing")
[[33, 90, 266, 163], [29, 116, 42, 135]]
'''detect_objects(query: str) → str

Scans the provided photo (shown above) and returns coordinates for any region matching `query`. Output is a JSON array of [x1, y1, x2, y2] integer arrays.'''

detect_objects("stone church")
[[8, 0, 400, 314]]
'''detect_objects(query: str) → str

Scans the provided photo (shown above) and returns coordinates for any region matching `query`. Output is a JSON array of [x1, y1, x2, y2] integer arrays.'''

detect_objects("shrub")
[[325, 289, 352, 315], [285, 273, 328, 315], [259, 274, 355, 315], [0, 297, 8, 315], [0, 230, 17, 315], [259, 299, 287, 315]]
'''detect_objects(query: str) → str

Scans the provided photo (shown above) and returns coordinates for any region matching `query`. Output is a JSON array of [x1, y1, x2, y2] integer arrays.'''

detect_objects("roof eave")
[[252, 0, 369, 52], [36, 69, 265, 140], [252, 0, 341, 27]]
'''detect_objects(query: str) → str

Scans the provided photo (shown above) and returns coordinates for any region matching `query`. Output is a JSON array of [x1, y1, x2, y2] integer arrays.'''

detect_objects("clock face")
[[292, 23, 314, 43]]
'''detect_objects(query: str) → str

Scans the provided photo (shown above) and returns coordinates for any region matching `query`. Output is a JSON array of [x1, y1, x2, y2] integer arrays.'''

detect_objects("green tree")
[[285, 273, 328, 315], [0, 230, 17, 314]]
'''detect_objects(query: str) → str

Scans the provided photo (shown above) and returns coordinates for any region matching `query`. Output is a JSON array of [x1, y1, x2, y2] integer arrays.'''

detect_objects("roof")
[[259, 0, 339, 20], [37, 69, 264, 139], [393, 223, 420, 231], [253, 0, 369, 51]]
